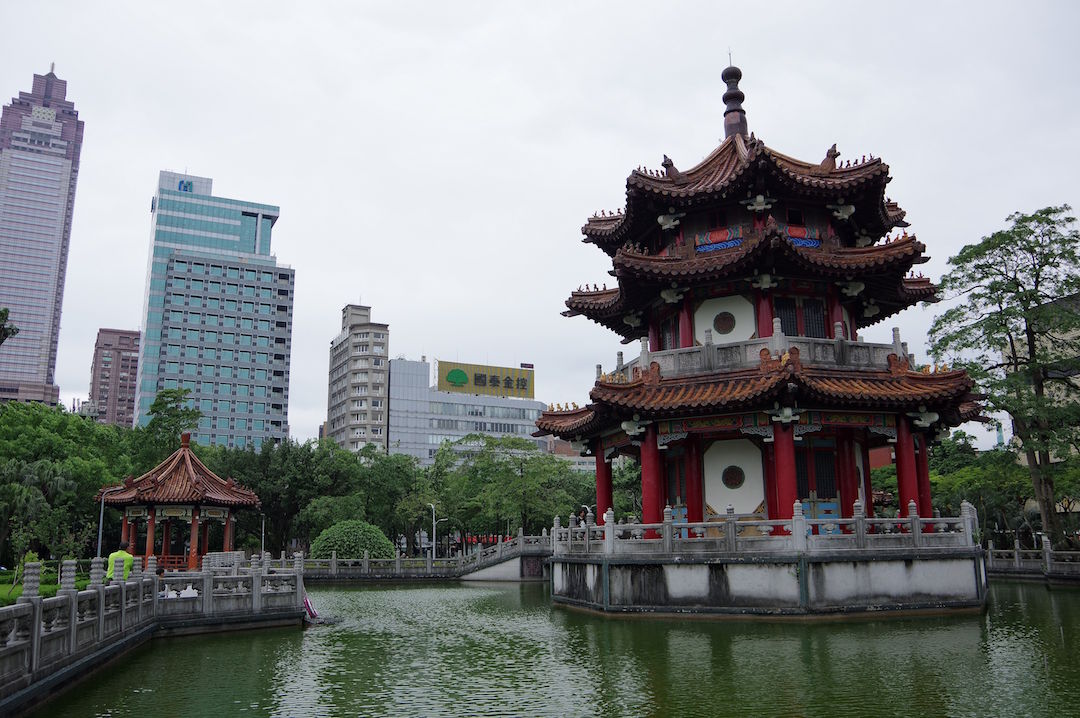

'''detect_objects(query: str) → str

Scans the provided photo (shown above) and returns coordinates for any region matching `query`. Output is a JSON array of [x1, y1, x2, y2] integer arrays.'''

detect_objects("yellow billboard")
[[436, 361, 535, 399]]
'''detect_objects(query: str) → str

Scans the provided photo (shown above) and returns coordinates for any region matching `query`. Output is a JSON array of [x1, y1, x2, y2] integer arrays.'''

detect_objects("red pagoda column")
[[837, 432, 859, 518], [679, 297, 694, 348], [895, 417, 919, 518], [916, 434, 932, 518], [594, 445, 613, 524], [648, 323, 659, 352], [860, 439, 874, 517], [121, 516, 129, 544], [763, 443, 778, 519], [640, 425, 663, 526], [144, 509, 155, 561], [685, 436, 704, 523], [773, 422, 798, 521], [188, 507, 201, 570], [755, 290, 772, 338]]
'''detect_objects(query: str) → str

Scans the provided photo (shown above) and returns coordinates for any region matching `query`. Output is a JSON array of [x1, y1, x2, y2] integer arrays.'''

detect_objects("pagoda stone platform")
[[551, 502, 986, 617]]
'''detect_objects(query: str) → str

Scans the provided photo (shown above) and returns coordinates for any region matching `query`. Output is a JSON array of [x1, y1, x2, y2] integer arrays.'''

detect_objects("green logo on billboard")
[[446, 368, 468, 387]]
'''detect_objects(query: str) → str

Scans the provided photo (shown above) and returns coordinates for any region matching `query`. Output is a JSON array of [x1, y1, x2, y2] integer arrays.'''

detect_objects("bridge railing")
[[985, 537, 1080, 578], [553, 500, 980, 557]]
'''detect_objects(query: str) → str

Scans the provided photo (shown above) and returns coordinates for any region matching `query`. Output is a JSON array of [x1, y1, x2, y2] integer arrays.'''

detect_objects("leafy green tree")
[[928, 431, 980, 476], [310, 519, 395, 559], [929, 205, 1080, 542], [612, 458, 642, 518], [0, 307, 17, 347], [137, 388, 201, 470]]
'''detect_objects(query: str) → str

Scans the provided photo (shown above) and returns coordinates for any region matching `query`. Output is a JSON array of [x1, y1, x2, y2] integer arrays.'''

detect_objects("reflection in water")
[[39, 582, 1080, 717]]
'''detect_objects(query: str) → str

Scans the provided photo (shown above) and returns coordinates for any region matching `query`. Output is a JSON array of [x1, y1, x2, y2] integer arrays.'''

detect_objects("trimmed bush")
[[310, 520, 395, 560]]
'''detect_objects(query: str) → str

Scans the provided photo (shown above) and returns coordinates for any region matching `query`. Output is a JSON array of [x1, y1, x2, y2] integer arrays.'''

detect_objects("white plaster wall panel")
[[812, 558, 979, 605], [694, 295, 755, 344], [726, 563, 801, 604], [703, 439, 765, 514], [663, 564, 709, 599]]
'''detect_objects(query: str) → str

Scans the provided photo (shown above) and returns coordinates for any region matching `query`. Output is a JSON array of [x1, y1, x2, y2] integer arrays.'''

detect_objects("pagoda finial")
[[722, 65, 748, 139], [181, 432, 190, 448]]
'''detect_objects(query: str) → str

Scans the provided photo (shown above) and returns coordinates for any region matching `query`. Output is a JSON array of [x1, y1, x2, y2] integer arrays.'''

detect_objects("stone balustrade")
[[986, 537, 1080, 582], [553, 500, 979, 558], [618, 323, 909, 379], [0, 555, 306, 713]]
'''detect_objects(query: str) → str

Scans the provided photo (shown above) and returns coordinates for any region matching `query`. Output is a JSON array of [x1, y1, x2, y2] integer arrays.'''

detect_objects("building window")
[[774, 296, 829, 339]]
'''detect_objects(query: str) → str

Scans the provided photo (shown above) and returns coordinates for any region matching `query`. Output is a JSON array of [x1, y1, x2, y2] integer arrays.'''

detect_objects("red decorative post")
[[755, 290, 773, 338], [895, 417, 919, 517], [120, 516, 129, 544], [837, 432, 858, 518], [188, 507, 200, 570], [773, 422, 798, 520], [685, 436, 704, 523], [763, 443, 778, 519], [144, 509, 155, 561], [916, 434, 932, 518], [595, 446, 613, 524], [679, 296, 694, 348], [640, 425, 662, 526], [224, 511, 234, 552]]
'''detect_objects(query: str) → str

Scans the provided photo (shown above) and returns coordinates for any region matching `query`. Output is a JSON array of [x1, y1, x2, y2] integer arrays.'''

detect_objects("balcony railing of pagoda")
[[985, 537, 1080, 579], [552, 500, 979, 558], [617, 323, 910, 380]]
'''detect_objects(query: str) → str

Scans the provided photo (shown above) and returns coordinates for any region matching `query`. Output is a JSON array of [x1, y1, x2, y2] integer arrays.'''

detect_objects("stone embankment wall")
[[0, 554, 305, 715]]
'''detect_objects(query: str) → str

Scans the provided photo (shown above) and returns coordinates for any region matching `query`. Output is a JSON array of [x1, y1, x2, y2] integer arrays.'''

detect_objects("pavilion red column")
[[860, 439, 874, 517], [640, 425, 663, 526], [144, 510, 155, 560], [679, 297, 694, 348], [685, 436, 704, 523], [895, 417, 919, 517], [594, 447, 613, 524], [837, 432, 860, 518], [188, 507, 201, 570], [648, 323, 659, 352], [120, 517, 129, 544], [916, 434, 932, 518], [773, 422, 798, 521], [755, 290, 773, 338], [224, 512, 234, 552]]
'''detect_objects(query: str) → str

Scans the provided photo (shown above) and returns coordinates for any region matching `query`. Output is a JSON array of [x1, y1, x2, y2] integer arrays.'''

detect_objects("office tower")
[[387, 357, 546, 466], [134, 171, 294, 449], [88, 328, 140, 426], [0, 68, 84, 403], [326, 304, 389, 451]]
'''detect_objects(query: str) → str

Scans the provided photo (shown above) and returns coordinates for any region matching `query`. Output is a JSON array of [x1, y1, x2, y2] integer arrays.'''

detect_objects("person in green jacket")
[[104, 540, 134, 582]]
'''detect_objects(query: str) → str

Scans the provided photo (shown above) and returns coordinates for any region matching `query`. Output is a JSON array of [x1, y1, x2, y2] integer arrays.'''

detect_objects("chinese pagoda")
[[98, 433, 260, 569], [536, 66, 979, 529]]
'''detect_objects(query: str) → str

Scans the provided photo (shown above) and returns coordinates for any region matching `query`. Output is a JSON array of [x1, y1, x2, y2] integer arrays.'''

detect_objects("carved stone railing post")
[[395, 553, 401, 574], [792, 503, 807, 551], [201, 570, 213, 615], [725, 504, 738, 552], [908, 501, 921, 547], [662, 505, 673, 553], [853, 501, 867, 549], [604, 509, 615, 554], [58, 559, 78, 655], [17, 562, 43, 672], [552, 516, 562, 556], [22, 561, 40, 600], [1014, 537, 1022, 568], [112, 556, 126, 585], [1042, 535, 1053, 575], [90, 557, 106, 641], [331, 550, 338, 576], [363, 550, 370, 574], [293, 552, 305, 607]]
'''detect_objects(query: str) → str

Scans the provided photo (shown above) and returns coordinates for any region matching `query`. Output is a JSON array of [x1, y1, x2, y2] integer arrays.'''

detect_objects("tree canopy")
[[0, 307, 17, 347], [929, 205, 1080, 542]]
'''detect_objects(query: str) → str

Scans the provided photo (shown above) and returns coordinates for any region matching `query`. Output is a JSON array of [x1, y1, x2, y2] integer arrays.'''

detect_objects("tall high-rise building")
[[326, 304, 389, 451], [0, 69, 84, 403], [88, 328, 140, 426], [134, 171, 294, 449]]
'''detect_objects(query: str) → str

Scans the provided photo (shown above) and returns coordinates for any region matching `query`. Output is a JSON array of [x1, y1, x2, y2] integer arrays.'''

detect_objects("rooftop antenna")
[[728, 49, 732, 65], [50, 62, 55, 73]]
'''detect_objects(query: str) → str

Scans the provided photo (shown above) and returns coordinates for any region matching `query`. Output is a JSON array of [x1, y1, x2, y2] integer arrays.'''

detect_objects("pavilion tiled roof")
[[582, 133, 906, 254], [99, 433, 260, 508], [535, 350, 975, 438]]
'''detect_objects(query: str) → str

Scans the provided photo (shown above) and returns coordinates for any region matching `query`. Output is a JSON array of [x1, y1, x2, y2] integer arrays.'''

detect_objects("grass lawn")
[[0, 578, 93, 607]]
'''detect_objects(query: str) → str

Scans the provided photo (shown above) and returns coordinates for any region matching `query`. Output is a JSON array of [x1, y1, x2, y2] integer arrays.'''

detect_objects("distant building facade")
[[0, 69, 84, 404], [89, 328, 140, 426], [134, 172, 294, 450], [326, 304, 389, 451], [388, 357, 546, 465]]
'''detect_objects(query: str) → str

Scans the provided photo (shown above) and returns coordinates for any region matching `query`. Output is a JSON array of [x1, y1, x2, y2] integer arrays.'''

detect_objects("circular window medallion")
[[722, 465, 745, 490], [713, 311, 736, 335]]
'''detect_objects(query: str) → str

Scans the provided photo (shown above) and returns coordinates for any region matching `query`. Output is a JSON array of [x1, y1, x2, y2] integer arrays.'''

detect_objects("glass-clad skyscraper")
[[0, 69, 83, 403], [134, 171, 294, 449]]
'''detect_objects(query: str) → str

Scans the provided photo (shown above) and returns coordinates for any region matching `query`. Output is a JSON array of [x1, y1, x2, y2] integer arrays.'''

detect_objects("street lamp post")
[[428, 503, 436, 560]]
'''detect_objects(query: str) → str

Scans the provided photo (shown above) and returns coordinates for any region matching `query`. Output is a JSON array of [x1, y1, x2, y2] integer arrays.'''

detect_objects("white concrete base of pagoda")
[[550, 502, 987, 617]]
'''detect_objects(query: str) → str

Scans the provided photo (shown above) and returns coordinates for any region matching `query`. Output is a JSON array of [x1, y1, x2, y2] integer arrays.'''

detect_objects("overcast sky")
[[2, 1, 1077, 447]]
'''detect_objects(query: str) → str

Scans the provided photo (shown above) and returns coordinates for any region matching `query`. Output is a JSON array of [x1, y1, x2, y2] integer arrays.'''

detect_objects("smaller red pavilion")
[[98, 433, 260, 569]]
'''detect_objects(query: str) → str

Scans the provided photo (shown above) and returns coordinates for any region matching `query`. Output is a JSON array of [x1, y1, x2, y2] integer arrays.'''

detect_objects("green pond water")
[[38, 581, 1080, 717]]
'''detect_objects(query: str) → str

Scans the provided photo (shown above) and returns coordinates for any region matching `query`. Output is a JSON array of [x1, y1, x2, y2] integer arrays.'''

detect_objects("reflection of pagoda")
[[537, 66, 978, 528]]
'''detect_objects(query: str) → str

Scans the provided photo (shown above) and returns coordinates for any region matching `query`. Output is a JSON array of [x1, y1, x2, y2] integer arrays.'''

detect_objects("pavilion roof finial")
[[722, 64, 748, 139]]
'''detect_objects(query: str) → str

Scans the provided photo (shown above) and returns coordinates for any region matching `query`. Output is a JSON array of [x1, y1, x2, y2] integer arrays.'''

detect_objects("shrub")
[[310, 520, 395, 560]]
